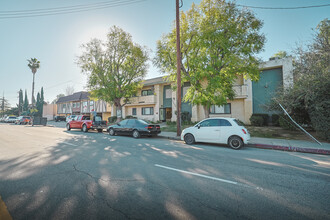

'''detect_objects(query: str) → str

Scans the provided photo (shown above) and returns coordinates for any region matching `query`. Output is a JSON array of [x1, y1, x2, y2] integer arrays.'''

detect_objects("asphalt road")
[[0, 123, 329, 220]]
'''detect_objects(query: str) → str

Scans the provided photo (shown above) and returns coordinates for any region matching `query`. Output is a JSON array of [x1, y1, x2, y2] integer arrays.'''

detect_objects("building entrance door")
[[159, 108, 166, 122]]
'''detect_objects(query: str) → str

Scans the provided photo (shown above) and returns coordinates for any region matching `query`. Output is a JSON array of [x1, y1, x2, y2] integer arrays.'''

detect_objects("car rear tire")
[[109, 128, 115, 136], [184, 133, 195, 145], [82, 124, 88, 132], [132, 130, 140, 139], [66, 123, 71, 131], [228, 136, 244, 150]]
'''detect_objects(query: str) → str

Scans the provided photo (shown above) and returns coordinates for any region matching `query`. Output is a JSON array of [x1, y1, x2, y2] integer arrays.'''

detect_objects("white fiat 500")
[[181, 117, 250, 150]]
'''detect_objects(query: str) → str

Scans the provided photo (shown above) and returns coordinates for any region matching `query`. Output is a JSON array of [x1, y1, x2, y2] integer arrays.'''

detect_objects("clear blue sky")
[[0, 0, 329, 107]]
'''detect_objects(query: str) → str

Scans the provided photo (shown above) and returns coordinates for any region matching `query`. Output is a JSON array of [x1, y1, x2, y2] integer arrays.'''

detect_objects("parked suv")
[[55, 116, 66, 122], [66, 115, 76, 122]]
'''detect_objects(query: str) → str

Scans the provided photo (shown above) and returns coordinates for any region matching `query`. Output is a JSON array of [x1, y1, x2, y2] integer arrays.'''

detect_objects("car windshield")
[[9, 117, 16, 119]]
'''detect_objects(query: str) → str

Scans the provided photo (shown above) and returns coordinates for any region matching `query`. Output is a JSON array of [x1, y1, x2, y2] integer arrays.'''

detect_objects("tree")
[[65, 85, 75, 96], [27, 58, 40, 107], [270, 19, 330, 140], [40, 87, 44, 116], [0, 96, 10, 117], [78, 26, 149, 119], [52, 93, 65, 104], [36, 92, 41, 117], [18, 89, 23, 115], [154, 0, 265, 118], [271, 51, 288, 59], [23, 90, 29, 112], [5, 107, 18, 116]]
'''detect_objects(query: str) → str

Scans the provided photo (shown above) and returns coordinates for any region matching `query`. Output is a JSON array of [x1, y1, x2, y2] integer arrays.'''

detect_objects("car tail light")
[[145, 126, 153, 129], [242, 129, 247, 134]]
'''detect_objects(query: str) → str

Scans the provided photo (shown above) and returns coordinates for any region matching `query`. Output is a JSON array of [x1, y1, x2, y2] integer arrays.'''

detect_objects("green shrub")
[[181, 111, 191, 123], [252, 114, 269, 126], [125, 115, 137, 119], [278, 115, 296, 130], [108, 116, 117, 123], [250, 115, 264, 126], [271, 114, 280, 126], [166, 121, 176, 125]]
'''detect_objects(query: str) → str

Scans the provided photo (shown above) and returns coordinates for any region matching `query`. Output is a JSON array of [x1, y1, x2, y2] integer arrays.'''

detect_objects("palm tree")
[[27, 58, 40, 107]]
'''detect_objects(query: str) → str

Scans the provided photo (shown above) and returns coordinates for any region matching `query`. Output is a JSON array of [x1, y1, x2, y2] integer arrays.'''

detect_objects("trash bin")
[[32, 117, 47, 126]]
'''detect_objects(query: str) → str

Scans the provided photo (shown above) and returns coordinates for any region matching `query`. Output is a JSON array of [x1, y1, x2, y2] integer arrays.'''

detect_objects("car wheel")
[[228, 136, 244, 150], [82, 124, 88, 132], [132, 130, 140, 139], [109, 128, 115, 136], [184, 133, 195, 145], [66, 123, 71, 131]]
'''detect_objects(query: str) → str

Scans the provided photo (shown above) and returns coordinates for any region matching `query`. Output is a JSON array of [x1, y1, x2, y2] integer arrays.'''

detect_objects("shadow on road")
[[0, 129, 329, 219]]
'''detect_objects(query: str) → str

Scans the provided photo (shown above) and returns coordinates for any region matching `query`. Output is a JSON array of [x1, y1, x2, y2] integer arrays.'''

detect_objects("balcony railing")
[[126, 95, 156, 105], [233, 84, 248, 98]]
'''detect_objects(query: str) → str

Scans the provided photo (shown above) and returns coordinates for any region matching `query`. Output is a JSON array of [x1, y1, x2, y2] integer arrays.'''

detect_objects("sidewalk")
[[158, 132, 330, 155]]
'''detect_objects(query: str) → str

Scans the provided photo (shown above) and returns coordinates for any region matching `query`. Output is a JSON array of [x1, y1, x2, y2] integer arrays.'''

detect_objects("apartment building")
[[119, 57, 293, 124], [56, 91, 112, 120]]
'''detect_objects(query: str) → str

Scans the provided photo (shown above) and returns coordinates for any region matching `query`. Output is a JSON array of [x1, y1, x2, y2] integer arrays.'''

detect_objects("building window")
[[82, 101, 88, 112], [142, 107, 154, 115], [210, 104, 231, 114], [90, 100, 94, 111], [132, 108, 137, 116], [165, 89, 172, 99], [141, 89, 153, 96], [72, 103, 76, 108], [77, 102, 80, 108]]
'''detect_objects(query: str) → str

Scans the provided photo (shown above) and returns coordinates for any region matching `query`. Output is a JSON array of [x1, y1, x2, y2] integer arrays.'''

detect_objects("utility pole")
[[176, 0, 182, 136]]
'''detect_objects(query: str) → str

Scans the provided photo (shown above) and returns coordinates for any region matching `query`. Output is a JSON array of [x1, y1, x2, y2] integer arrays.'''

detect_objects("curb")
[[248, 143, 330, 155], [158, 135, 330, 155]]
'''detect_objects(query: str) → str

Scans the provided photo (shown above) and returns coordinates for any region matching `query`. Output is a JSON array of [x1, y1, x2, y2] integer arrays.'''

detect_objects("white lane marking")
[[155, 164, 237, 185], [155, 164, 263, 190]]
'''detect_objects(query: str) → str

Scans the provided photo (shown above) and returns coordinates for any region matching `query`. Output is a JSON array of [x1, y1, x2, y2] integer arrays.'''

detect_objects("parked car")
[[5, 116, 17, 123], [181, 117, 250, 150], [55, 116, 66, 122], [66, 115, 76, 122], [107, 119, 161, 138], [15, 116, 32, 125], [66, 115, 107, 132]]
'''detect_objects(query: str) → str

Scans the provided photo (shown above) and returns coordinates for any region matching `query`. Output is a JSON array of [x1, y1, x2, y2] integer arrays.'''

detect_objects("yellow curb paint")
[[0, 195, 12, 220]]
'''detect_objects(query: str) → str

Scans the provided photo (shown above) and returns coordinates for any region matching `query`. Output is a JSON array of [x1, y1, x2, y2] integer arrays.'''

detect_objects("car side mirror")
[[117, 123, 120, 126], [197, 124, 201, 129]]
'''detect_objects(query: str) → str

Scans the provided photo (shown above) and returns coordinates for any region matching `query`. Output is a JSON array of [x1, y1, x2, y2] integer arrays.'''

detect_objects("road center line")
[[155, 164, 238, 185]]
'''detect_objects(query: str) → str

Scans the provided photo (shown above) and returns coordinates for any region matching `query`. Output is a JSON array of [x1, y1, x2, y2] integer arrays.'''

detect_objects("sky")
[[0, 0, 329, 107]]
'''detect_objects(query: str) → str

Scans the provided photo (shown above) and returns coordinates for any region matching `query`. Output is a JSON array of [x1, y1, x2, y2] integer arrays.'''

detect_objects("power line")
[[236, 3, 330, 10], [0, 0, 146, 19]]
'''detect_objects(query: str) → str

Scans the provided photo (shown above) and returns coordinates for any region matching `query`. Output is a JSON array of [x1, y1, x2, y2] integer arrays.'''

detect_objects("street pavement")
[[0, 123, 329, 220]]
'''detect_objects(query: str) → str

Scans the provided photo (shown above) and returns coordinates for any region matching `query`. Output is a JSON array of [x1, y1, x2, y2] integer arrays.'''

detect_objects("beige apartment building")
[[55, 57, 293, 124], [119, 57, 293, 124]]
